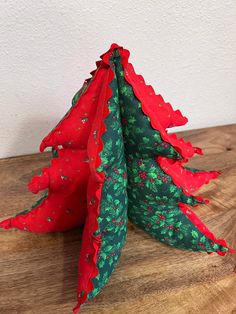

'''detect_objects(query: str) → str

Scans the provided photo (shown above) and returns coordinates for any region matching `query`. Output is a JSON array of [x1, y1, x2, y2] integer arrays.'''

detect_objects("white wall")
[[0, 0, 236, 158]]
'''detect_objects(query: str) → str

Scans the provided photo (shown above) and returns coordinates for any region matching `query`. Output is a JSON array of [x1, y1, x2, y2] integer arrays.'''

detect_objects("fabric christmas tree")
[[0, 44, 233, 313]]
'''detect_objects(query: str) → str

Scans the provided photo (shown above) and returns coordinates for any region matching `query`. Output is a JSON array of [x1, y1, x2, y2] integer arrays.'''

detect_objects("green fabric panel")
[[88, 62, 128, 299], [113, 58, 181, 160], [122, 158, 226, 252], [113, 51, 227, 253], [127, 202, 225, 252]]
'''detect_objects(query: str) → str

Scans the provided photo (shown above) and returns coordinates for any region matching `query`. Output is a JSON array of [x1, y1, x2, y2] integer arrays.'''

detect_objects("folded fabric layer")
[[0, 44, 233, 314]]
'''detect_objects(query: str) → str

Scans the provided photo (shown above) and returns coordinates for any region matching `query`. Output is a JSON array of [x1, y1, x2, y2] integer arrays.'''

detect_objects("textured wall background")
[[0, 0, 236, 158]]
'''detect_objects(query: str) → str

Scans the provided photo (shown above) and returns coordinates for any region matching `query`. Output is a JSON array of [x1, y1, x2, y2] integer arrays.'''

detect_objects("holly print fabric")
[[113, 52, 228, 253], [0, 44, 233, 314], [87, 62, 128, 300]]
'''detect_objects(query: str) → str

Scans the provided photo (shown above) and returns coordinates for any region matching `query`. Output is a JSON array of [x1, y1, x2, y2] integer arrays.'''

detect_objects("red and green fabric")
[[0, 44, 233, 313]]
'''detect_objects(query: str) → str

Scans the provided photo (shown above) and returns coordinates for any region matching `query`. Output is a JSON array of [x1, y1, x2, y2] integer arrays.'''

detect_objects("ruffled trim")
[[157, 156, 220, 196], [73, 50, 116, 313], [122, 63, 202, 161]]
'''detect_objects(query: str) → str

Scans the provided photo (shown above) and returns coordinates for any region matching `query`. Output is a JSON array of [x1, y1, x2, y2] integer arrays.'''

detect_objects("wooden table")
[[0, 124, 235, 314]]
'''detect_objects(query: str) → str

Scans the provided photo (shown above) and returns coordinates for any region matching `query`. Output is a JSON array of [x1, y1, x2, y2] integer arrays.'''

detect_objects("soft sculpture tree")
[[0, 44, 233, 313]]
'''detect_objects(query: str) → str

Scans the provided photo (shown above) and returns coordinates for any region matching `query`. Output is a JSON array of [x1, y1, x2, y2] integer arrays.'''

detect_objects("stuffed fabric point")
[[0, 43, 234, 313]]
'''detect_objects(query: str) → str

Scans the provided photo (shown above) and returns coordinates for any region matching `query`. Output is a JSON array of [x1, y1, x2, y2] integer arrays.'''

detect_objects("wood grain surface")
[[0, 124, 235, 314]]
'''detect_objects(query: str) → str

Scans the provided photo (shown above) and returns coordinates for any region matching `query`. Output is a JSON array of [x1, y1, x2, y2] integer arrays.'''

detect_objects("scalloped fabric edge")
[[73, 55, 115, 313]]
